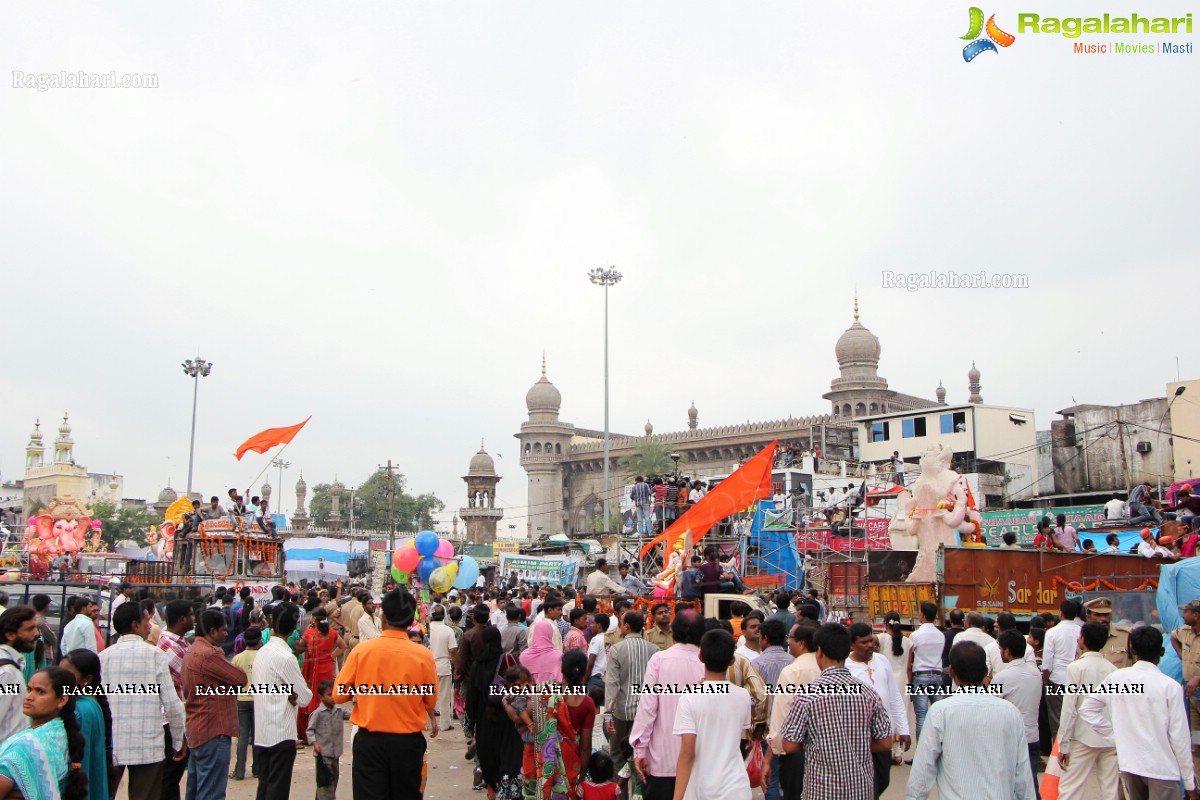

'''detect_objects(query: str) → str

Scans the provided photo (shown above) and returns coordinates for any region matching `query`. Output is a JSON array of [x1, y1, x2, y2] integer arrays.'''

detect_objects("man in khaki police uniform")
[[1173, 600, 1200, 779], [1083, 597, 1131, 669]]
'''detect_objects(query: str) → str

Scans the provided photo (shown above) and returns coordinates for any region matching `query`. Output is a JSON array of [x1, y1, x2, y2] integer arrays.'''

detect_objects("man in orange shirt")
[[334, 588, 438, 799]]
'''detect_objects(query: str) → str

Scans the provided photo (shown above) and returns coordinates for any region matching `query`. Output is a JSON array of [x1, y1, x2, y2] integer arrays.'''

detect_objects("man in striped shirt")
[[604, 612, 659, 783], [158, 600, 194, 800]]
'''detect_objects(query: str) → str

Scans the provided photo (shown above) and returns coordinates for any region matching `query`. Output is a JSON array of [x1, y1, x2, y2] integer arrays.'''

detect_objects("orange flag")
[[639, 440, 777, 558], [234, 417, 312, 460]]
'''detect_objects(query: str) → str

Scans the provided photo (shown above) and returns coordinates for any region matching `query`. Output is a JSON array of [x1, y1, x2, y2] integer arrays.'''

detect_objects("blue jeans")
[[1130, 503, 1162, 525], [186, 735, 231, 800], [233, 700, 256, 779], [762, 741, 781, 800], [911, 672, 944, 741], [636, 503, 651, 534]]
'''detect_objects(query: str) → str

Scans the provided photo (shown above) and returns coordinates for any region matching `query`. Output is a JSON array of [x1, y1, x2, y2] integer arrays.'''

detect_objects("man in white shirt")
[[907, 601, 946, 741], [954, 613, 1002, 678], [357, 596, 381, 642], [1040, 599, 1083, 740], [984, 613, 1038, 678], [992, 631, 1044, 798], [427, 605, 458, 730], [1104, 495, 1128, 520], [585, 613, 609, 701], [1081, 626, 1198, 800], [584, 559, 629, 597], [1137, 528, 1173, 558], [847, 623, 910, 797], [1056, 622, 1118, 800], [111, 582, 136, 614], [60, 597, 100, 654], [892, 452, 906, 485], [253, 602, 313, 800]]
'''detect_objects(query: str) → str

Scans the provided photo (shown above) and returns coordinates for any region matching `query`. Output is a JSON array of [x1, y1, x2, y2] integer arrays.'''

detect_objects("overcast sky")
[[2, 3, 1195, 532]]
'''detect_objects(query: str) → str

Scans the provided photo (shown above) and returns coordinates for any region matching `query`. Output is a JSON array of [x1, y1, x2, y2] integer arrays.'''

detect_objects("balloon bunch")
[[390, 530, 480, 592]]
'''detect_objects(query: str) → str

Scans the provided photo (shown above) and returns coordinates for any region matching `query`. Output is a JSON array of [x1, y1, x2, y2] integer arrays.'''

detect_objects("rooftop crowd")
[[0, 564, 1198, 800]]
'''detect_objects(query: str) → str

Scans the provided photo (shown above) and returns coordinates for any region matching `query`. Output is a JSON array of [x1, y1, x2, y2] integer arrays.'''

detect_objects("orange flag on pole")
[[234, 417, 312, 460], [638, 440, 777, 558]]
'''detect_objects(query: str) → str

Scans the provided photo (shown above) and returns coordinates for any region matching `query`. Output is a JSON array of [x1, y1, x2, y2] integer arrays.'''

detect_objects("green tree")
[[618, 440, 689, 482], [306, 471, 445, 533], [90, 499, 156, 548]]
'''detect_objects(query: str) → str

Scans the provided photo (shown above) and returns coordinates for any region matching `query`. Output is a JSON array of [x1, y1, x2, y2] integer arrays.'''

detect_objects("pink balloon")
[[435, 539, 455, 564], [393, 546, 422, 573]]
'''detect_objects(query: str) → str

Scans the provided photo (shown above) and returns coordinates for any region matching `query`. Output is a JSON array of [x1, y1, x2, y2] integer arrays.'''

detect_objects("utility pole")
[[379, 460, 399, 543]]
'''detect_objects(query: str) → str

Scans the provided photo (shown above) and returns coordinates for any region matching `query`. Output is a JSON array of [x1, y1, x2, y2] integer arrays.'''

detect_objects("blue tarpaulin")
[[1155, 558, 1200, 682], [1079, 528, 1157, 554], [750, 500, 803, 590]]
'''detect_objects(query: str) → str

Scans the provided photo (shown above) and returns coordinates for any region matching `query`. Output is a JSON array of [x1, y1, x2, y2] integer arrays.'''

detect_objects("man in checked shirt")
[[101, 601, 187, 800], [780, 623, 893, 800]]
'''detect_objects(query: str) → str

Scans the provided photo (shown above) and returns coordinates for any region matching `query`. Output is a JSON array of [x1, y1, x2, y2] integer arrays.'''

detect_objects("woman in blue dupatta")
[[60, 651, 112, 800], [0, 667, 88, 800]]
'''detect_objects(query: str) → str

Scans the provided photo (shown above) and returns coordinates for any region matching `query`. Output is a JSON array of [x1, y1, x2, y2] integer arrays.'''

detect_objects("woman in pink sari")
[[519, 620, 563, 685]]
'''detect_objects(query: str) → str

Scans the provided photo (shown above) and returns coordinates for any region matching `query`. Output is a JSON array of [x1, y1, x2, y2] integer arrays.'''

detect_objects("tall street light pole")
[[588, 266, 622, 533], [1158, 385, 1186, 500], [181, 357, 212, 497]]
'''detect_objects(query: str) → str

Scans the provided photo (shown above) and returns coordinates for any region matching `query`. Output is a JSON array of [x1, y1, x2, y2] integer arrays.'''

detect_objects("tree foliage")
[[306, 470, 445, 533], [617, 440, 689, 483], [89, 499, 156, 548]]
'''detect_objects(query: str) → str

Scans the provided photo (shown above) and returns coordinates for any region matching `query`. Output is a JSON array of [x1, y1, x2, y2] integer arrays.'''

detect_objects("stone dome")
[[644, 419, 653, 436], [526, 359, 562, 413], [968, 361, 981, 381], [295, 473, 307, 492], [57, 413, 72, 438], [29, 420, 43, 442], [936, 381, 946, 403], [468, 442, 497, 476], [157, 486, 178, 504], [835, 316, 881, 366]]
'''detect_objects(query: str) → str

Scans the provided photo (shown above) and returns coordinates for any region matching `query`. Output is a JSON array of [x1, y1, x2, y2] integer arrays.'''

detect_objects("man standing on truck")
[[1082, 597, 1131, 670]]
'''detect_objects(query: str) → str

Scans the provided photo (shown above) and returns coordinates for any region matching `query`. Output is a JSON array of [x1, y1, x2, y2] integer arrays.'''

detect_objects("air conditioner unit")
[[1136, 441, 1152, 454]]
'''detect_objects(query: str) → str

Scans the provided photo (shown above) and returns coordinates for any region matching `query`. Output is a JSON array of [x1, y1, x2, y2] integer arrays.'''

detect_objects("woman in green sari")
[[0, 667, 88, 800], [60, 650, 112, 800]]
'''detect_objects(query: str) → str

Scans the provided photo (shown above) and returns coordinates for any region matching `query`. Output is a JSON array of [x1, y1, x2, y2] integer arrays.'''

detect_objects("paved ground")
[[116, 707, 1100, 800]]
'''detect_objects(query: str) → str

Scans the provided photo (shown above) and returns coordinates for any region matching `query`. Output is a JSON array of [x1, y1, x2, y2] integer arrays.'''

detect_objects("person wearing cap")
[[334, 588, 438, 798], [1165, 485, 1200, 534], [1138, 528, 1173, 559], [1173, 600, 1200, 780], [1082, 598, 1131, 669]]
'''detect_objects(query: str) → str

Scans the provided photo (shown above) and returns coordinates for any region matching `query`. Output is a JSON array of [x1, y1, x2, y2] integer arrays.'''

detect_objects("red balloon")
[[393, 546, 421, 573]]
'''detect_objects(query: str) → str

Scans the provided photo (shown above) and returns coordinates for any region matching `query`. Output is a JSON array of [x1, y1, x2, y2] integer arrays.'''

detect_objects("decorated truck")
[[126, 518, 284, 593], [865, 545, 1163, 626]]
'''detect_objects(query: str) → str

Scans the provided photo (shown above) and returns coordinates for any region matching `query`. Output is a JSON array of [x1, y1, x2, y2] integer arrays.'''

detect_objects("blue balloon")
[[417, 555, 440, 584], [414, 530, 441, 556], [453, 555, 480, 590]]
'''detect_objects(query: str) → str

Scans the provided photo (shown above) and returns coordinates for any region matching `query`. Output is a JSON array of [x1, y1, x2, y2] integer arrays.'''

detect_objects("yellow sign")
[[492, 542, 521, 558]]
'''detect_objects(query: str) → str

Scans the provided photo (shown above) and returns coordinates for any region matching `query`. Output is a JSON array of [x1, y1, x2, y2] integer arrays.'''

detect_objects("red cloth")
[[299, 627, 339, 739], [234, 417, 311, 460], [582, 782, 620, 800], [639, 441, 777, 558]]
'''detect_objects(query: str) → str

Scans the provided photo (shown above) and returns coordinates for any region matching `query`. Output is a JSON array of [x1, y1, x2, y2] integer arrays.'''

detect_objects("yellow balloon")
[[429, 566, 455, 593]]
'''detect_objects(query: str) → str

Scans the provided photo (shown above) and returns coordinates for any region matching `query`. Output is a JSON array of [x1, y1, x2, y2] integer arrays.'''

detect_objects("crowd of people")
[[1, 570, 1199, 800]]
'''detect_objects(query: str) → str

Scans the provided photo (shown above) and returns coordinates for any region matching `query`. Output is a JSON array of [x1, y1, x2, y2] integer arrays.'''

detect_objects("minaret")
[[688, 402, 698, 430], [936, 381, 947, 405], [644, 420, 654, 436], [516, 357, 573, 537], [26, 420, 45, 469], [292, 473, 309, 531], [261, 480, 272, 512], [53, 413, 74, 465], [327, 479, 344, 531], [461, 440, 504, 545], [968, 362, 983, 404]]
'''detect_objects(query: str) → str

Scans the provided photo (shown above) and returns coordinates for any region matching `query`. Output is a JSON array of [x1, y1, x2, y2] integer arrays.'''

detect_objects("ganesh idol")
[[24, 495, 92, 578]]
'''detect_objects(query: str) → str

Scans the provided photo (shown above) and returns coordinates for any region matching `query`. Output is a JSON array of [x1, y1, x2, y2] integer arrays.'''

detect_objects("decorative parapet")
[[567, 414, 847, 454]]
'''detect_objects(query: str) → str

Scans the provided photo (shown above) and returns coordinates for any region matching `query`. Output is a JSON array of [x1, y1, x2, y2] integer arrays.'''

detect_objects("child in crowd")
[[501, 665, 536, 744], [581, 751, 620, 800], [307, 679, 351, 800], [231, 627, 261, 781]]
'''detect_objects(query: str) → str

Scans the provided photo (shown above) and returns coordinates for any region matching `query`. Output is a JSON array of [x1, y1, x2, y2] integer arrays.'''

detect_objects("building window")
[[871, 422, 889, 443], [902, 418, 927, 438], [940, 412, 968, 434]]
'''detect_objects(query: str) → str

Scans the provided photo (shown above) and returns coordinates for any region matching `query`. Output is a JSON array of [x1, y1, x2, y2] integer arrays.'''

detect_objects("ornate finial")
[[480, 437, 486, 451], [853, 290, 859, 322], [541, 352, 546, 377]]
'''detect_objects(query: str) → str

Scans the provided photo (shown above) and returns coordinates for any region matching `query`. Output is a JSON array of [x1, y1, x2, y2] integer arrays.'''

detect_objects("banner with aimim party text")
[[498, 553, 582, 586]]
